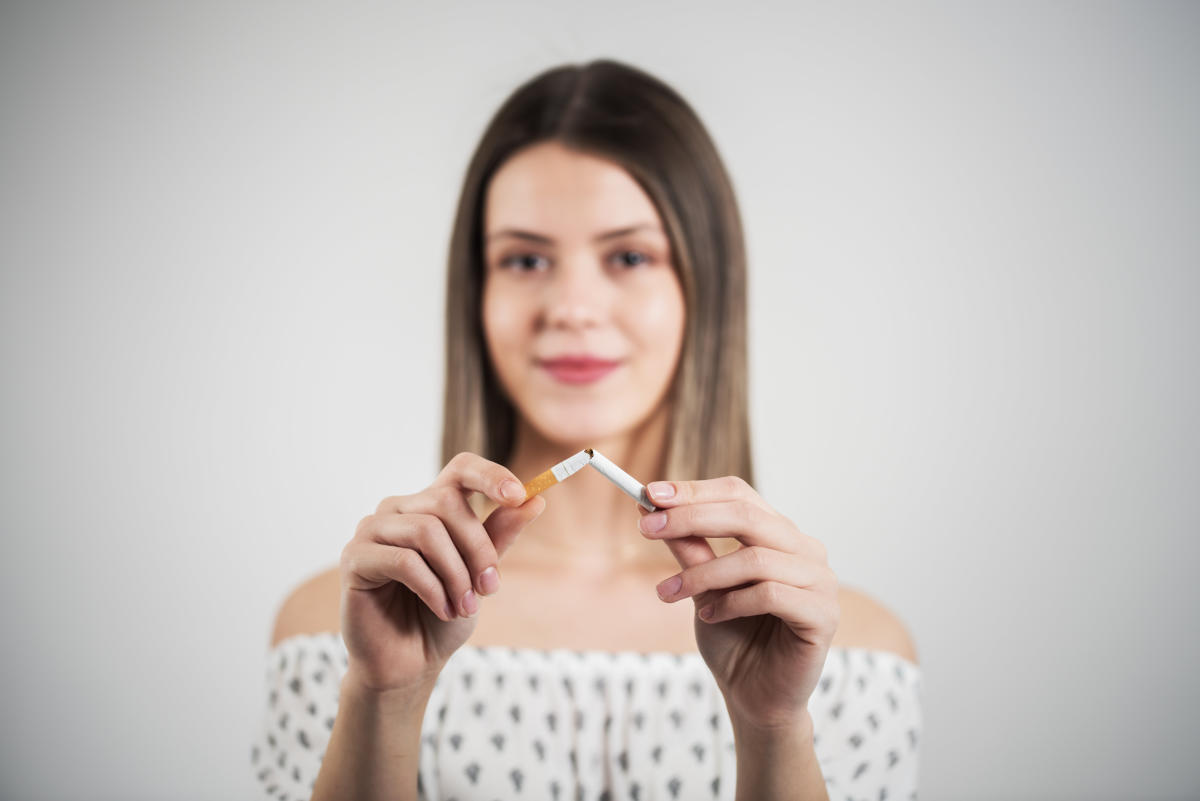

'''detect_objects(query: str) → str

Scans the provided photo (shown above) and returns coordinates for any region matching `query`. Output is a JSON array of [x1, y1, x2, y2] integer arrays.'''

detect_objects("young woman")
[[254, 60, 921, 801]]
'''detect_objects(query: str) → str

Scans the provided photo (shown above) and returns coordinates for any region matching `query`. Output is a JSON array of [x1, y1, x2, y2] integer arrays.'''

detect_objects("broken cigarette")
[[520, 448, 660, 513], [585, 448, 659, 512], [521, 448, 593, 499]]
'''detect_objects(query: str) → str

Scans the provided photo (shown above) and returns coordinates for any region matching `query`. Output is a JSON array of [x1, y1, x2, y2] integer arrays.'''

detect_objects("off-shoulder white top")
[[252, 633, 921, 801]]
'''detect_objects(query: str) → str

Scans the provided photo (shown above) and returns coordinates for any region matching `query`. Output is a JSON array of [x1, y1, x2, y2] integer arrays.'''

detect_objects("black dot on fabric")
[[691, 743, 705, 762], [289, 678, 301, 695], [510, 704, 521, 723], [550, 779, 561, 800], [888, 749, 900, 768], [450, 733, 463, 751], [849, 733, 863, 749], [709, 713, 719, 730], [599, 791, 612, 801], [630, 782, 641, 800], [547, 712, 557, 732], [324, 717, 334, 731], [667, 776, 682, 799], [307, 702, 317, 716], [474, 701, 486, 717], [853, 761, 869, 779], [617, 751, 628, 771], [491, 732, 505, 751], [711, 776, 721, 797], [510, 767, 524, 791], [297, 730, 310, 749], [830, 702, 843, 720], [821, 676, 833, 694], [251, 746, 259, 764], [689, 681, 702, 697], [465, 762, 480, 784], [651, 746, 662, 764]]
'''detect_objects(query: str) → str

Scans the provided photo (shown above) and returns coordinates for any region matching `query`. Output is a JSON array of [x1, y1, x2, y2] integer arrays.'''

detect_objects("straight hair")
[[441, 59, 753, 487]]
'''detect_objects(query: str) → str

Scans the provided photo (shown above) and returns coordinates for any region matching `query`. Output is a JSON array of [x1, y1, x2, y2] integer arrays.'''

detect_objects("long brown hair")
[[441, 59, 753, 486]]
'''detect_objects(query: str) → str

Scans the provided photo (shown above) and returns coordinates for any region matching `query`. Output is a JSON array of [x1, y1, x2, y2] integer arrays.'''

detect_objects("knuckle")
[[724, 475, 749, 495], [354, 514, 376, 539], [410, 513, 443, 545], [759, 580, 782, 606], [743, 544, 769, 571], [431, 484, 460, 509]]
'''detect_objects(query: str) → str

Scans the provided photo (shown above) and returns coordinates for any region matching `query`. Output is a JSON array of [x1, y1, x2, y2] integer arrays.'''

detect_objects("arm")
[[311, 667, 435, 801], [732, 711, 829, 801]]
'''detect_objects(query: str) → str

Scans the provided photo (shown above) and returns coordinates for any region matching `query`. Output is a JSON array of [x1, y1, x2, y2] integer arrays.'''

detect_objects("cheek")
[[482, 286, 527, 349], [626, 279, 685, 366]]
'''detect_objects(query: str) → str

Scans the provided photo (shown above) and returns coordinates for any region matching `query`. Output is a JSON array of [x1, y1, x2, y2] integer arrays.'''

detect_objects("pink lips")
[[538, 356, 622, 385]]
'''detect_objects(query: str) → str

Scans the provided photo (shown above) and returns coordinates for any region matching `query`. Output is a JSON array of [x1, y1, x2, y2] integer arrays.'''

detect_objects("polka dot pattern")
[[251, 634, 921, 800]]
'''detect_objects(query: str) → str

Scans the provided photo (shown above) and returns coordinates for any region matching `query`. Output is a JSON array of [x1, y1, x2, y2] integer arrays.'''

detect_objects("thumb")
[[484, 494, 547, 559]]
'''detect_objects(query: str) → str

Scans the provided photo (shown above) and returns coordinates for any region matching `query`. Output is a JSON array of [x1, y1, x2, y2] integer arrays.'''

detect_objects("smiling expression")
[[481, 141, 686, 448]]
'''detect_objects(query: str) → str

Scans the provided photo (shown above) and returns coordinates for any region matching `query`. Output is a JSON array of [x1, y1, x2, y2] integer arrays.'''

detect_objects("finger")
[[484, 495, 547, 559], [656, 546, 826, 603], [662, 535, 717, 573], [696, 580, 837, 634], [340, 541, 456, 622], [644, 474, 769, 511], [400, 486, 504, 597], [359, 512, 479, 618], [638, 500, 795, 551], [432, 451, 527, 508]]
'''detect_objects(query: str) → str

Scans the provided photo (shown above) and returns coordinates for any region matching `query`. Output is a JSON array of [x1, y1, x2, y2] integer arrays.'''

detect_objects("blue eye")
[[612, 250, 650, 268]]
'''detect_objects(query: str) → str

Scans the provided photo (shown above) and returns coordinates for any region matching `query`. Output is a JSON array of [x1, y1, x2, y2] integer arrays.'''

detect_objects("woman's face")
[[482, 141, 685, 449]]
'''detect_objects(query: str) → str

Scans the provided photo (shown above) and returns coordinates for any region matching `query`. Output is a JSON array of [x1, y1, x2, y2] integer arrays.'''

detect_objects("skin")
[[279, 140, 918, 800]]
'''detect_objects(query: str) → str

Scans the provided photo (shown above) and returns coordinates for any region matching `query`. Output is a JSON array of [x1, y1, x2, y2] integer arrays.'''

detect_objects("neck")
[[503, 403, 678, 576]]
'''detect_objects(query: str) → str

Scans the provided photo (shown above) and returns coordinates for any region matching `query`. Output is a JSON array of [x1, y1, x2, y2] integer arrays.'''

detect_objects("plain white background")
[[1, 1, 1196, 799]]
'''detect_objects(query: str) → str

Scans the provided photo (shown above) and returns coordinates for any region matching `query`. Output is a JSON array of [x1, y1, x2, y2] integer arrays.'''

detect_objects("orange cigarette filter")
[[521, 449, 593, 499]]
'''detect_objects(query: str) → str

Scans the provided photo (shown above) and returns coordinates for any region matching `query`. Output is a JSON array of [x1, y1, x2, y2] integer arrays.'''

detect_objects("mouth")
[[536, 356, 623, 385]]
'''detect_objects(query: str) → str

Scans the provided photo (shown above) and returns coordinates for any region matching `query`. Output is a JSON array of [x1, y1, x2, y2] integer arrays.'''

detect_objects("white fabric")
[[252, 633, 921, 801]]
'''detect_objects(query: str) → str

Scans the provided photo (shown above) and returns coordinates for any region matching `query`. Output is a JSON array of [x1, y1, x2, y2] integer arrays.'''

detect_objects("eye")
[[498, 253, 549, 272], [611, 250, 651, 268]]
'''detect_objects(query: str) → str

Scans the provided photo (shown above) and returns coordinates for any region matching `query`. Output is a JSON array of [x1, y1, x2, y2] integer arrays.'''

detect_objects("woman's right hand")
[[337, 452, 545, 695]]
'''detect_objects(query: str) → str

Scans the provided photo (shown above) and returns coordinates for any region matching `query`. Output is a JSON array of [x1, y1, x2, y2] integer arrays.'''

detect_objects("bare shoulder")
[[269, 565, 342, 647], [832, 584, 919, 665]]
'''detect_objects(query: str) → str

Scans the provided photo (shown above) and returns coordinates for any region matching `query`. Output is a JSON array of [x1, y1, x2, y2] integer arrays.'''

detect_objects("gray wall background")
[[2, 1, 1196, 799]]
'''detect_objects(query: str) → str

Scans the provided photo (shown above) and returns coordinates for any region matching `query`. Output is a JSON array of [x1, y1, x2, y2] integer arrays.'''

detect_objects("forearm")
[[732, 711, 828, 801], [311, 668, 434, 801]]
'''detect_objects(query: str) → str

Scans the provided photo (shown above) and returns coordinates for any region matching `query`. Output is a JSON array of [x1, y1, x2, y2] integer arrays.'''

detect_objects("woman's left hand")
[[639, 476, 840, 732]]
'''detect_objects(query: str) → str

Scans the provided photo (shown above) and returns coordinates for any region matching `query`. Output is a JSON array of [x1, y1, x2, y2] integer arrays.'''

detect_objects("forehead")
[[484, 141, 664, 239]]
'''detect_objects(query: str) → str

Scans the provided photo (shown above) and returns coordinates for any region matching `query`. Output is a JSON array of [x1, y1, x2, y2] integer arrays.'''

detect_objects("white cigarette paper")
[[585, 449, 658, 512], [551, 449, 593, 481]]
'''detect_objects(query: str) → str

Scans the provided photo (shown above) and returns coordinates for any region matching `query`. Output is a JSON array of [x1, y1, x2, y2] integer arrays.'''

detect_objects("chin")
[[525, 404, 643, 449]]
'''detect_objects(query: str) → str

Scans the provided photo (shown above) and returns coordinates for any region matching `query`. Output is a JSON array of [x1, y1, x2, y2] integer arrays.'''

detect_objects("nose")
[[542, 256, 607, 329]]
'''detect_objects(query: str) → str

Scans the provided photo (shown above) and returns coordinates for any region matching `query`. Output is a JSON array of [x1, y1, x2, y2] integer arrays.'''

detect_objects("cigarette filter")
[[522, 449, 593, 499], [585, 448, 658, 512]]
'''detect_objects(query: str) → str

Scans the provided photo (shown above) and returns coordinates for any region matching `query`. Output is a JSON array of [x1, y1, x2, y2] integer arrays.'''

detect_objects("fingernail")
[[639, 511, 667, 533], [501, 480, 525, 502], [647, 481, 675, 501], [656, 574, 682, 600], [461, 589, 479, 617], [443, 600, 457, 620], [698, 604, 715, 621], [479, 566, 501, 595]]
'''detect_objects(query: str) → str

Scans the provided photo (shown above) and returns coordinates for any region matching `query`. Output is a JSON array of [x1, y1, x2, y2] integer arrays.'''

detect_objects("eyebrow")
[[484, 223, 664, 245]]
